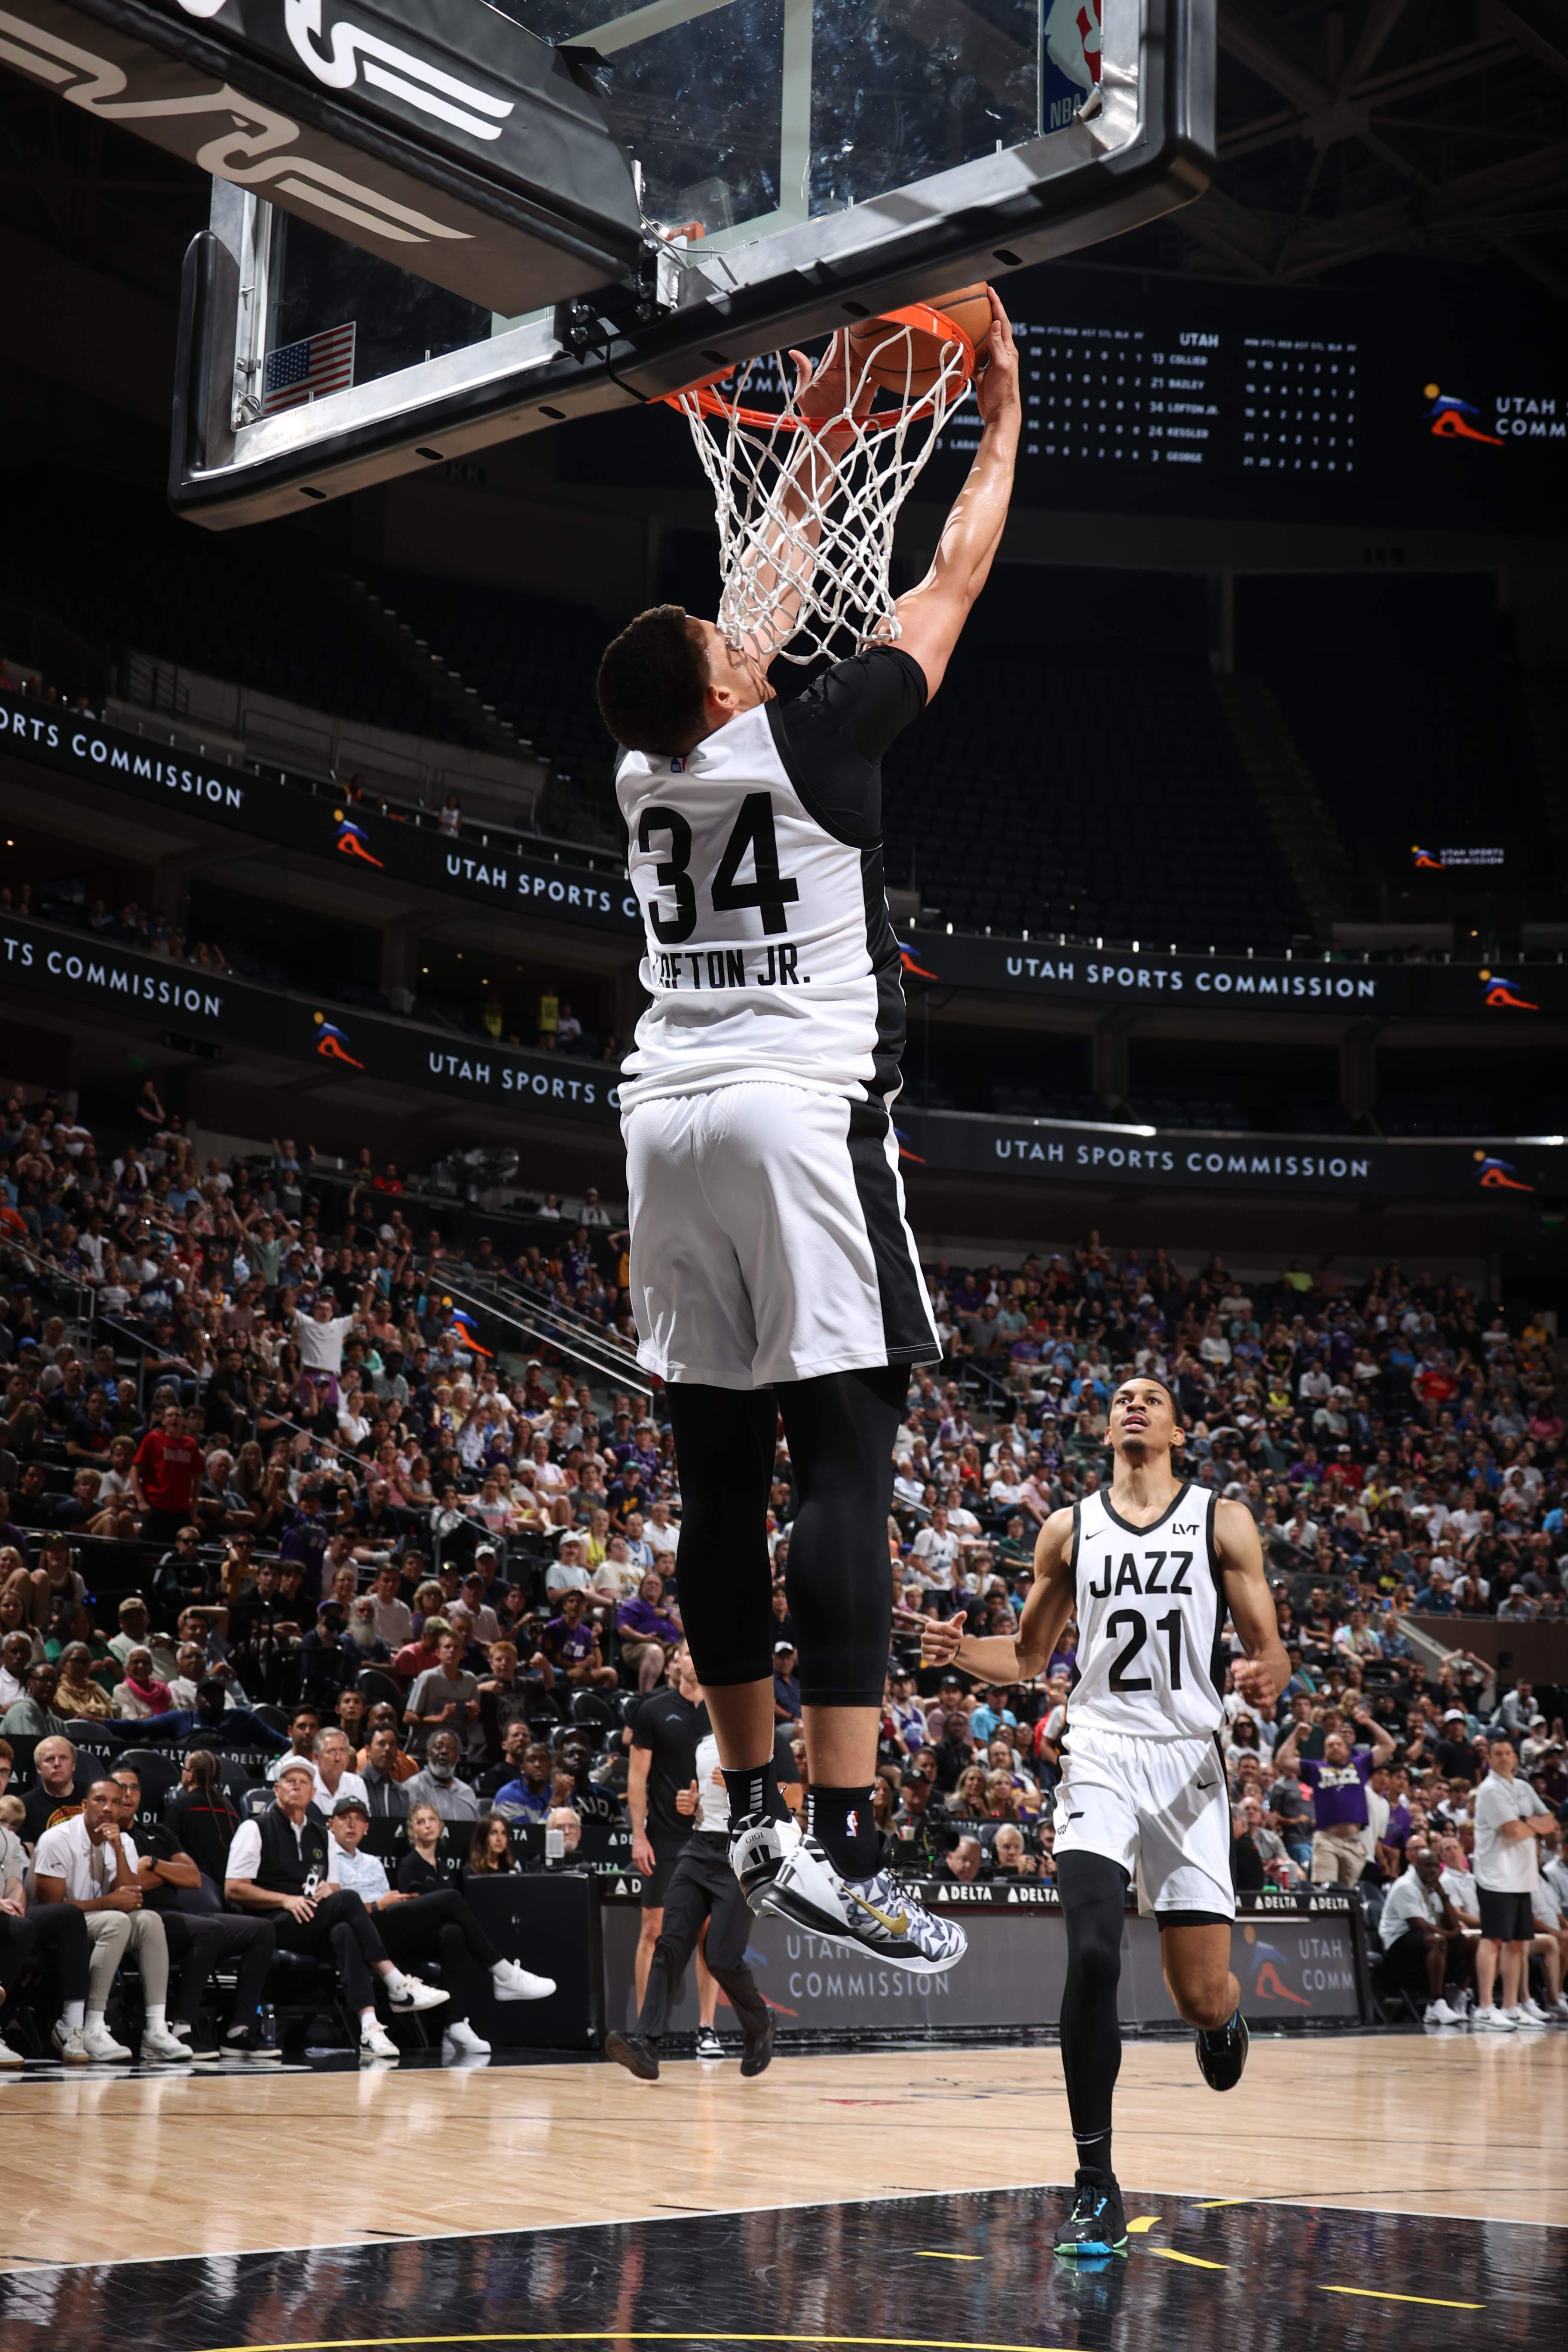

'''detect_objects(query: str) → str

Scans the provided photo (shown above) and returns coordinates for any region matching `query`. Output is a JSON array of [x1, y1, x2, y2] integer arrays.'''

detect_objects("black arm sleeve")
[[771, 647, 927, 844]]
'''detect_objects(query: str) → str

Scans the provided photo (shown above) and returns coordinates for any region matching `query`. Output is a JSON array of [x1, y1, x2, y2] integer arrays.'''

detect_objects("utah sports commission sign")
[[893, 1106, 1568, 1201], [0, 915, 618, 1122], [0, 698, 638, 936], [5, 697, 1565, 1020]]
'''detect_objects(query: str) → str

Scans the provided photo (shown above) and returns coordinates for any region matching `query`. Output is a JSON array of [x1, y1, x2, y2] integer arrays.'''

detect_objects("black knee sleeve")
[[1056, 1850, 1130, 2150], [665, 1383, 778, 1686], [778, 1363, 905, 1709]]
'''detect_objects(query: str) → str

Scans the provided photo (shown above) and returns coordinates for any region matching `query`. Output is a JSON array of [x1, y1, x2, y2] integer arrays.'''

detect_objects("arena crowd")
[[0, 1093, 1563, 2057]]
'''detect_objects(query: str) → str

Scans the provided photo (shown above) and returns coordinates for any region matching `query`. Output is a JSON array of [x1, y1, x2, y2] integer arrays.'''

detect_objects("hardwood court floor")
[[1, 2031, 1562, 2272]]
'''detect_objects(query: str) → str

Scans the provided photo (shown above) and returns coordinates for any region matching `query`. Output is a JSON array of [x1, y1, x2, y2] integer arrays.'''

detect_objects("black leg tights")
[[776, 1363, 905, 1708], [664, 1384, 777, 1689], [1056, 1850, 1130, 2183], [665, 1365, 905, 1706]]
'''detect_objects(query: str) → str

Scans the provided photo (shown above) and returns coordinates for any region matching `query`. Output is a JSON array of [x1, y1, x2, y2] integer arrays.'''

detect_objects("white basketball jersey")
[[1067, 1483, 1227, 1740], [616, 701, 903, 1108]]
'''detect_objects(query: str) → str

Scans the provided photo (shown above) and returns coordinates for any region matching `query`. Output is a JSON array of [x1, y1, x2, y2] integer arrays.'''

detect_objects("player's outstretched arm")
[[738, 331, 873, 662], [885, 287, 1021, 700], [1215, 1498, 1292, 1715], [896, 1505, 1075, 1683]]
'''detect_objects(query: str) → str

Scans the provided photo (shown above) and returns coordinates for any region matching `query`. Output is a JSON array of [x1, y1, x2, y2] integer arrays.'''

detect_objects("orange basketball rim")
[[665, 300, 978, 432]]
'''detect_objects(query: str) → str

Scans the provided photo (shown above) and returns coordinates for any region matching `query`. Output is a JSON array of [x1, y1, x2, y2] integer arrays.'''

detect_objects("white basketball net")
[[673, 313, 974, 665]]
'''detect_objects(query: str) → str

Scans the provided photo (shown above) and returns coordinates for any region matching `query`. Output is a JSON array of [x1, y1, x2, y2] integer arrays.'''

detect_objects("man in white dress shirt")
[[325, 1797, 554, 2059]]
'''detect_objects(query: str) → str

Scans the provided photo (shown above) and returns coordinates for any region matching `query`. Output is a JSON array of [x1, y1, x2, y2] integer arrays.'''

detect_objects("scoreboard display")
[[561, 264, 1566, 536], [929, 267, 1567, 530]]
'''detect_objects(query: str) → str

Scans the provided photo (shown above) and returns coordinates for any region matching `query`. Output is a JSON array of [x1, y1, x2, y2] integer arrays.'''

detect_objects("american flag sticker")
[[261, 321, 357, 414]]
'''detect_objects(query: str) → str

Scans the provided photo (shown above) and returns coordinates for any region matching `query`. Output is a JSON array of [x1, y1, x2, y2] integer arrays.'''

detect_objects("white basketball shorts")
[[1053, 1722, 1235, 1920], [622, 1081, 940, 1390]]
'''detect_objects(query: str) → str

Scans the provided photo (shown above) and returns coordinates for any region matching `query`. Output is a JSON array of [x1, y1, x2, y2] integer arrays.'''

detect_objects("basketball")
[[848, 282, 994, 397]]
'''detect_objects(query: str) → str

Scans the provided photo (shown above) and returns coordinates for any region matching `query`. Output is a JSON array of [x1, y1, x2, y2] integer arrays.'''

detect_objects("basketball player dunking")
[[594, 291, 1020, 1977], [908, 1375, 1289, 2256]]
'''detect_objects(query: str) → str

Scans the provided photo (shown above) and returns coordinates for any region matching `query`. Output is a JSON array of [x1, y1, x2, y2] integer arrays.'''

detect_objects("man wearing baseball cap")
[[1434, 1709, 1484, 1786], [326, 1795, 554, 2059], [224, 1755, 449, 2060]]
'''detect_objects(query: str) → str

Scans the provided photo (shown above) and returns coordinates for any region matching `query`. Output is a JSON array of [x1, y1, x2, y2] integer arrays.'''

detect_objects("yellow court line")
[[915, 2252, 983, 2261], [1195, 2199, 1251, 2209], [1125, 2218, 1163, 2235], [1151, 2251, 1229, 2271], [1321, 2288, 1484, 2310], [194, 2335, 1086, 2352]]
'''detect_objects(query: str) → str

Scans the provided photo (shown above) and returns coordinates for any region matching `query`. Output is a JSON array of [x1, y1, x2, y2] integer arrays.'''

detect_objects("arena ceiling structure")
[[1177, 0, 1568, 300]]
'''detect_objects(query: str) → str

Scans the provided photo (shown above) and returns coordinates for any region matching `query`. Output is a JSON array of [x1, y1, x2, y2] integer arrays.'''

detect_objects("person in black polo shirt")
[[107, 1765, 279, 2061], [606, 1721, 799, 2089], [607, 1728, 781, 2083], [628, 1649, 707, 2009], [223, 1755, 450, 2060]]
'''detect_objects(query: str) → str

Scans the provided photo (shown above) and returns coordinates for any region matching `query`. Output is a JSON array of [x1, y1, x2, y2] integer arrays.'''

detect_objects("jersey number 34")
[[640, 796, 800, 943]]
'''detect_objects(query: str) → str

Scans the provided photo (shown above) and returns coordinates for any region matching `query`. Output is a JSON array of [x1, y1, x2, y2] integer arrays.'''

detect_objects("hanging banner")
[[891, 1106, 1567, 1202], [895, 930, 1568, 1019], [0, 913, 618, 1122], [0, 692, 637, 934]]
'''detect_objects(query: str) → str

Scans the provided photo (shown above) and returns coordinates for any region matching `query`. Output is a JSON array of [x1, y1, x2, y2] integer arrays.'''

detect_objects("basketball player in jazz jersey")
[[594, 292, 1020, 1977], [910, 1375, 1289, 2257]]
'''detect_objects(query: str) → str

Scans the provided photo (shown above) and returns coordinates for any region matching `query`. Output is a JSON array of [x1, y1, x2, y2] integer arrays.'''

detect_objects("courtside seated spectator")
[[107, 1764, 279, 2060], [0, 1793, 91, 2064], [33, 1777, 189, 2061], [164, 1750, 245, 1886], [223, 1755, 449, 2060], [325, 1795, 553, 2058]]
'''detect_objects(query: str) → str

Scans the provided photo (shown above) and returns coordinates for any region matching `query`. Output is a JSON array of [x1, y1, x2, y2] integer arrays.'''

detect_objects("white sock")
[[490, 1959, 513, 1981], [144, 2004, 166, 2032], [62, 1999, 85, 2031], [86, 2008, 106, 2029], [359, 2009, 379, 2037], [382, 1967, 408, 1997]]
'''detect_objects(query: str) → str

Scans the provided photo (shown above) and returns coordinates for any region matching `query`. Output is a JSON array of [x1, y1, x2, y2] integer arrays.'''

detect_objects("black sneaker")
[[223, 2026, 284, 2064], [740, 2012, 775, 2079], [177, 2026, 221, 2062], [1054, 2174, 1127, 2258], [1194, 2007, 1249, 2091], [605, 2031, 659, 2081]]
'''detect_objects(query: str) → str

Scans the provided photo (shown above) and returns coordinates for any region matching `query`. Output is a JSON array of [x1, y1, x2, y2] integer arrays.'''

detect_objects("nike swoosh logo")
[[1196, 1780, 1219, 1792], [848, 1890, 910, 1936]]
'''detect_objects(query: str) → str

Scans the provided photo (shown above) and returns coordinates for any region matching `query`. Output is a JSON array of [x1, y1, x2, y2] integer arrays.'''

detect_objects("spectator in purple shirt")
[[615, 1571, 683, 1694], [277, 1482, 331, 1602], [1273, 1706, 1395, 1885], [533, 1589, 618, 1693]]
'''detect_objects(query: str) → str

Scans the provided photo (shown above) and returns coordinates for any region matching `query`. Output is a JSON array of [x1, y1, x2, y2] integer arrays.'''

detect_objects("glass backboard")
[[170, 0, 1214, 526]]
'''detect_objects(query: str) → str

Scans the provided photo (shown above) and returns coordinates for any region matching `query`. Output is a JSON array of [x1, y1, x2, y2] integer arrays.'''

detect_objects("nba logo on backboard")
[[1043, 0, 1102, 129]]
